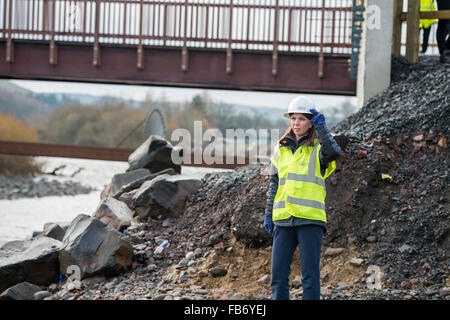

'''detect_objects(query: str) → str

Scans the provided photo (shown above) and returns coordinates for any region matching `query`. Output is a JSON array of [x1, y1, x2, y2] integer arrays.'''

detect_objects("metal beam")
[[400, 10, 450, 20], [0, 41, 356, 95], [0, 140, 132, 162], [0, 140, 256, 169]]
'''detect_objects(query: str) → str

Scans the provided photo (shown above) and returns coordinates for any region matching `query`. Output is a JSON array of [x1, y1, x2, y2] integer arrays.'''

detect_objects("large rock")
[[32, 221, 70, 240], [130, 174, 201, 217], [111, 168, 151, 196], [93, 197, 134, 231], [102, 167, 178, 200], [0, 237, 62, 293], [41, 223, 66, 241], [0, 282, 43, 300], [59, 214, 133, 280], [127, 135, 181, 174]]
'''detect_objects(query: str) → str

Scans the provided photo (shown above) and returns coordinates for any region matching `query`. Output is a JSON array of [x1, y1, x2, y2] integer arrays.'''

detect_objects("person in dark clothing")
[[264, 96, 341, 300], [436, 0, 450, 63]]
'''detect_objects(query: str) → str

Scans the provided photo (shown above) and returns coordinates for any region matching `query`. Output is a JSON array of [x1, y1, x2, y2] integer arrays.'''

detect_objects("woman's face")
[[290, 113, 312, 137]]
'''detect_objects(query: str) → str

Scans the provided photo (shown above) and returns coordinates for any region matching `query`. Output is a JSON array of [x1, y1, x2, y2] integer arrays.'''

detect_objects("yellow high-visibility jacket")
[[420, 0, 437, 29], [270, 139, 335, 223]]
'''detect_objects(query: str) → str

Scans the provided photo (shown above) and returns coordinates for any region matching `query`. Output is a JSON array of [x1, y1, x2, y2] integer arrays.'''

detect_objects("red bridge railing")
[[0, 0, 353, 54]]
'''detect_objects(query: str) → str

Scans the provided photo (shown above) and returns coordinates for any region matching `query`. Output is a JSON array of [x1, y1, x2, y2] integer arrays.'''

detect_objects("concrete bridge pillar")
[[357, 0, 395, 109]]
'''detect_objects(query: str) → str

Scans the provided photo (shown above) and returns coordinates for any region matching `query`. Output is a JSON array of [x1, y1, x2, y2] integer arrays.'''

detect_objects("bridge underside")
[[0, 40, 356, 95]]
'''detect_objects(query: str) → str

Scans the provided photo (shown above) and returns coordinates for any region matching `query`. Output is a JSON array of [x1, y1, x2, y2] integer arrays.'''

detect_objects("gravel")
[[0, 175, 94, 200], [333, 55, 449, 141]]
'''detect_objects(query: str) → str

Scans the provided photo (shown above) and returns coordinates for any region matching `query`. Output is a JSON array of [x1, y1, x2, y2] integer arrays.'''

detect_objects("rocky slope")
[[333, 55, 449, 141]]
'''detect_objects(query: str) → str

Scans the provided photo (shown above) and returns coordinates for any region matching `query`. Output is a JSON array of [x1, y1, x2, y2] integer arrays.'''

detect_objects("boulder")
[[31, 221, 70, 240], [0, 282, 43, 300], [59, 214, 133, 280], [118, 188, 140, 209], [93, 197, 134, 231], [130, 174, 201, 217], [110, 168, 152, 197], [0, 237, 62, 293], [127, 135, 181, 174], [41, 223, 66, 241], [110, 167, 177, 199]]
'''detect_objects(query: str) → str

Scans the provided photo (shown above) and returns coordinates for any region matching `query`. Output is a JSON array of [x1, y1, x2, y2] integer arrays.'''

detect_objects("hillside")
[[1, 80, 354, 129], [0, 81, 54, 119]]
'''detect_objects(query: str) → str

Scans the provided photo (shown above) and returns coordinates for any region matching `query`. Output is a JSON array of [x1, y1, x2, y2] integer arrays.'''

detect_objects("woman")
[[264, 96, 342, 300]]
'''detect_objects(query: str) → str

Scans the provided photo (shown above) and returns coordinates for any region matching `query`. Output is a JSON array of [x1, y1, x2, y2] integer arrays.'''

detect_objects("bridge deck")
[[0, 0, 356, 94]]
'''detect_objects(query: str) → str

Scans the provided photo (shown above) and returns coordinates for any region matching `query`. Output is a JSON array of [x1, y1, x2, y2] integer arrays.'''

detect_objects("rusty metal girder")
[[0, 40, 356, 95], [0, 140, 253, 169], [0, 140, 133, 162]]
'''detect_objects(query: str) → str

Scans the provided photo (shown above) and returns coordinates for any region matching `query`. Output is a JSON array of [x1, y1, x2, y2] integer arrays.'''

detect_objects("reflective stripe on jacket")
[[270, 138, 335, 223], [420, 0, 437, 29]]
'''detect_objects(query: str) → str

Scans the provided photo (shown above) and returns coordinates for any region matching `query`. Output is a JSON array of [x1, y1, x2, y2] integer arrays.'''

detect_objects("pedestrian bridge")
[[0, 0, 357, 95]]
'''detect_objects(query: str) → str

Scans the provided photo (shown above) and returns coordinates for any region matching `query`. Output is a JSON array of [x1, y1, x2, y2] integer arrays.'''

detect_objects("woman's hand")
[[264, 213, 274, 234], [309, 108, 326, 128]]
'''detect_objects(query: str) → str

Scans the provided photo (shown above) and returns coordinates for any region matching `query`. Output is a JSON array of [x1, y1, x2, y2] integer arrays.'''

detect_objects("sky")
[[11, 79, 357, 111]]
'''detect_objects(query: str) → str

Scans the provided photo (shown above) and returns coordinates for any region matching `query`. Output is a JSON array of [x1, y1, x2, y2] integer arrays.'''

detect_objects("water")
[[0, 157, 230, 247]]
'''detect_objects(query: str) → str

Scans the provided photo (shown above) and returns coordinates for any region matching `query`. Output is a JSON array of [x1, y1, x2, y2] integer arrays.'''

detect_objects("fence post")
[[392, 0, 403, 57], [405, 0, 420, 63]]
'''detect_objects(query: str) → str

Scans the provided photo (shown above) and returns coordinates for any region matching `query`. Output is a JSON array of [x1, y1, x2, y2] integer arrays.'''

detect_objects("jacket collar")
[[280, 133, 309, 147]]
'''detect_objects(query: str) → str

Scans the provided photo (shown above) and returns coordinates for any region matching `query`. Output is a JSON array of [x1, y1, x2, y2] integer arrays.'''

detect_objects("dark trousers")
[[437, 0, 450, 55], [436, 19, 450, 55], [271, 225, 324, 300], [422, 27, 432, 53]]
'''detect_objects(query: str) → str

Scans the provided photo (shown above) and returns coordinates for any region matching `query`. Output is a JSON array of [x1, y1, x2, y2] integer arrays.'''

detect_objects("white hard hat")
[[283, 96, 315, 118]]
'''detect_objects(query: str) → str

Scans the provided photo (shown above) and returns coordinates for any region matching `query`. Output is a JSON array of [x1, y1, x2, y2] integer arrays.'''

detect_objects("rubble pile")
[[333, 55, 449, 141]]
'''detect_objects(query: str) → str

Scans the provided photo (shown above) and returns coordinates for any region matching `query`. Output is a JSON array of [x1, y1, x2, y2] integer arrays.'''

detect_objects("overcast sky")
[[11, 79, 356, 112]]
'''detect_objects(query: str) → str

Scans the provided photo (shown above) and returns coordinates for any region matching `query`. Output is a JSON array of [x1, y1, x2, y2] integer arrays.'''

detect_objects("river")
[[0, 157, 230, 246]]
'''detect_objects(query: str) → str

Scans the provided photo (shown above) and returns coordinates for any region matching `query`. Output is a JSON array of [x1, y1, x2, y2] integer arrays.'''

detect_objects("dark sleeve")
[[316, 125, 342, 176], [265, 169, 279, 215]]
